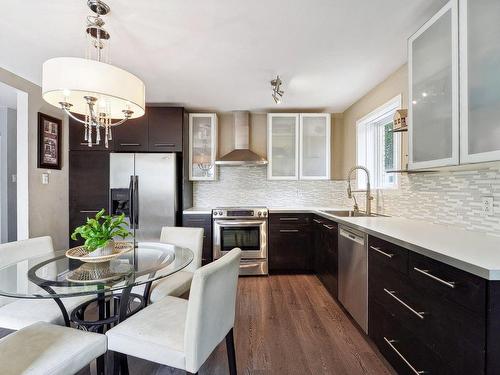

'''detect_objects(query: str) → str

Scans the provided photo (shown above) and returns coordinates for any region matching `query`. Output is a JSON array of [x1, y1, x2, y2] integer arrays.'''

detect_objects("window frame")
[[356, 94, 402, 190]]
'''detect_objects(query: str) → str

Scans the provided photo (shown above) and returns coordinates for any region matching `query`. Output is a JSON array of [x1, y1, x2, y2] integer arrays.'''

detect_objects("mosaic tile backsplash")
[[193, 165, 500, 236]]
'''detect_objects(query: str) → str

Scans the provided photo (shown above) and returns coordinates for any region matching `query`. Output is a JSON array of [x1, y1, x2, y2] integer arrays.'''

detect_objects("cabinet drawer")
[[368, 236, 408, 275], [370, 266, 485, 373], [409, 252, 486, 315], [269, 213, 311, 226], [370, 301, 456, 375], [269, 226, 312, 272]]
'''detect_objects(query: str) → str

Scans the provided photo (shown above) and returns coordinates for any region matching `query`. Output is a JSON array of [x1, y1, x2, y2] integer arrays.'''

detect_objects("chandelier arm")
[[61, 105, 129, 127], [61, 106, 87, 125]]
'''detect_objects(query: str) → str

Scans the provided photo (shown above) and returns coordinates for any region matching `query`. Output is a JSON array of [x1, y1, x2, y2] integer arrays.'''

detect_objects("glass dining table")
[[0, 242, 193, 331]]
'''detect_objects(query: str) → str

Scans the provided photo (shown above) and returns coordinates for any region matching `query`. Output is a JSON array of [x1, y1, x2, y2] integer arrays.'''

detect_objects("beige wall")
[[340, 64, 408, 178], [215, 112, 344, 179], [0, 68, 69, 250]]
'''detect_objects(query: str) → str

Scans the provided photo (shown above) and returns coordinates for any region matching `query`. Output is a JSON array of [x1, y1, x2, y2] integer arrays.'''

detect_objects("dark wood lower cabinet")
[[268, 213, 313, 273], [312, 216, 338, 298], [367, 234, 495, 375], [182, 213, 212, 265]]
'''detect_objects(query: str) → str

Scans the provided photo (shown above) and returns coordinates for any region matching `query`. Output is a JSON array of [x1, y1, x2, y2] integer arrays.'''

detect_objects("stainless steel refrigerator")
[[109, 153, 177, 244]]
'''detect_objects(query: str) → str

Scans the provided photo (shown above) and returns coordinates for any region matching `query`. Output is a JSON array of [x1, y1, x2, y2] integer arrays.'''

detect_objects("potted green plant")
[[71, 209, 132, 256]]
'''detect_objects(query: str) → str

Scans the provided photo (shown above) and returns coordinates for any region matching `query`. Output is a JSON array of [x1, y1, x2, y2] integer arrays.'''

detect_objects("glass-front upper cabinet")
[[300, 114, 331, 179], [460, 0, 500, 163], [189, 113, 217, 181], [267, 114, 300, 180], [408, 0, 459, 170]]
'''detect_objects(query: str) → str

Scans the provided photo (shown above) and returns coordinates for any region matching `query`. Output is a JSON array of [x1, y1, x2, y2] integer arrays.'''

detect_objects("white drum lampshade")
[[42, 57, 145, 119]]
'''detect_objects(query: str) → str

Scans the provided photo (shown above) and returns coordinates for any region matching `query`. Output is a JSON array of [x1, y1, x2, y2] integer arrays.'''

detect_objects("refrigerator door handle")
[[134, 175, 139, 229], [129, 175, 135, 229]]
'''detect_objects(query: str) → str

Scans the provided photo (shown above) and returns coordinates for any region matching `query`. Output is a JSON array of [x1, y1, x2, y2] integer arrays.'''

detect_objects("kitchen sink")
[[321, 210, 383, 217]]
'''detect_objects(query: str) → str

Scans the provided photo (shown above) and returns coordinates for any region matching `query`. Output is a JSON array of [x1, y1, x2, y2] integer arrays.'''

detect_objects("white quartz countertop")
[[183, 206, 500, 279], [270, 207, 500, 280]]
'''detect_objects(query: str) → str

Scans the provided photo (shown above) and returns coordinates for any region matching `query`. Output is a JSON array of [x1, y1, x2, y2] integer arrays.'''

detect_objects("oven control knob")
[[219, 210, 223, 216], [258, 211, 262, 217], [263, 211, 267, 217], [213, 212, 218, 216]]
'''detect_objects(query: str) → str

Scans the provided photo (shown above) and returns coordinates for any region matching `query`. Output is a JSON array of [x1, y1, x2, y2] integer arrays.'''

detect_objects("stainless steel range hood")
[[215, 111, 268, 166]]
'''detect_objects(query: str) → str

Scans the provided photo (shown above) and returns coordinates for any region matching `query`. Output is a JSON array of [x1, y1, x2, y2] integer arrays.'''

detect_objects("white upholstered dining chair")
[[147, 226, 204, 303], [106, 247, 242, 375], [0, 236, 89, 330], [0, 321, 107, 375]]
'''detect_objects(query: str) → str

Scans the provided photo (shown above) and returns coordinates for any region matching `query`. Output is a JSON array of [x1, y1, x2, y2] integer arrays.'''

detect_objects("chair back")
[[0, 236, 54, 307], [160, 227, 204, 272], [0, 236, 54, 267], [184, 248, 241, 373]]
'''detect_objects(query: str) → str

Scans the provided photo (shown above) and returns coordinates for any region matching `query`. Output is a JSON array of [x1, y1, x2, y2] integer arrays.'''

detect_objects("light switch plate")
[[482, 196, 494, 216], [41, 173, 49, 185]]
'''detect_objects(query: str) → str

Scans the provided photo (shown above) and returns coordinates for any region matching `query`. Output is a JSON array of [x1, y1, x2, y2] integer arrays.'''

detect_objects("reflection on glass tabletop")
[[0, 242, 193, 299]]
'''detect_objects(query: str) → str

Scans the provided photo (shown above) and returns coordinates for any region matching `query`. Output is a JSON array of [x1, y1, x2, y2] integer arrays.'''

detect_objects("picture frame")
[[37, 112, 62, 170]]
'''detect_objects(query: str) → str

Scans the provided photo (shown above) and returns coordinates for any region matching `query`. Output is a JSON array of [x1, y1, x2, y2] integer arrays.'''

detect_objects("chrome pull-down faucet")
[[347, 166, 374, 216]]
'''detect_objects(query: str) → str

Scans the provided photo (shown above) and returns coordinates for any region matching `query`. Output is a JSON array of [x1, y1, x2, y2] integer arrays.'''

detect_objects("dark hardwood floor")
[[0, 275, 393, 375]]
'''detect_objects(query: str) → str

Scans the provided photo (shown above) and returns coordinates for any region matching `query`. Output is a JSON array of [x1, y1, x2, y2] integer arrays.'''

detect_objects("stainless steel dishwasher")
[[338, 225, 368, 333]]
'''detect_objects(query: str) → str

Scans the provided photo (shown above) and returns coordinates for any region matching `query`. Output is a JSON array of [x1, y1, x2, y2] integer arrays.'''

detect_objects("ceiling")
[[0, 0, 446, 112]]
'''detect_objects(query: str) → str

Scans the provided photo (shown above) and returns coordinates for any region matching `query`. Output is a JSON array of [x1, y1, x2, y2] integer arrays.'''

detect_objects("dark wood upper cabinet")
[[112, 110, 149, 152], [69, 115, 114, 151], [69, 106, 184, 153], [148, 107, 183, 152]]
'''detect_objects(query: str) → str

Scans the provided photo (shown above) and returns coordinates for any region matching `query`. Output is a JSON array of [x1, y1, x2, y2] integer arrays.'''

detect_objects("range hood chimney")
[[215, 111, 268, 166]]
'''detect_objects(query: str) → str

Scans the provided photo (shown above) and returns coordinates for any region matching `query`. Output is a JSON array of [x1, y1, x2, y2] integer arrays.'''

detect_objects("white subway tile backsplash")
[[193, 165, 500, 237]]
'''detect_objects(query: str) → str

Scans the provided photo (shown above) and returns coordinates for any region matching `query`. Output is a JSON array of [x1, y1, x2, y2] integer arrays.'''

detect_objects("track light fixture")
[[271, 75, 284, 104]]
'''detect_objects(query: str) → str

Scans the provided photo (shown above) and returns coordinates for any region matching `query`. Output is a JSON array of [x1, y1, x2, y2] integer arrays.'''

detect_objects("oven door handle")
[[240, 262, 262, 269], [214, 220, 267, 226]]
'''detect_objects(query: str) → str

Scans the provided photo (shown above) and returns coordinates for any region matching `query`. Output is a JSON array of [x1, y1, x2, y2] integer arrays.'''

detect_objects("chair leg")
[[225, 328, 237, 375], [112, 352, 129, 375]]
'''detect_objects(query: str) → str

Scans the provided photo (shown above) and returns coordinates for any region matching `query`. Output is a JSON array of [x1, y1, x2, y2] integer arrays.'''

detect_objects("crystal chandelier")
[[42, 0, 145, 148]]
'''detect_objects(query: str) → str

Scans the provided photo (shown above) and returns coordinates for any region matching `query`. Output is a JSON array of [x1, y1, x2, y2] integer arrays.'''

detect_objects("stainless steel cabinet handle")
[[80, 142, 99, 146], [313, 219, 322, 224], [413, 267, 455, 288], [119, 143, 141, 146], [154, 143, 175, 147], [383, 289, 426, 320], [279, 217, 299, 221], [240, 263, 261, 269], [323, 224, 335, 230], [79, 210, 99, 213], [383, 337, 426, 375], [279, 229, 299, 233], [370, 246, 394, 259]]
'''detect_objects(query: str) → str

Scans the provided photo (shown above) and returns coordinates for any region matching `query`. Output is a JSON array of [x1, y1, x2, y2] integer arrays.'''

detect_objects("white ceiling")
[[0, 82, 17, 109], [0, 0, 447, 112]]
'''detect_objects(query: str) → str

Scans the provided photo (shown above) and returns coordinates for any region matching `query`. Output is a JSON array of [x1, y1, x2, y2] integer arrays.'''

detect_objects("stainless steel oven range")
[[213, 207, 268, 276]]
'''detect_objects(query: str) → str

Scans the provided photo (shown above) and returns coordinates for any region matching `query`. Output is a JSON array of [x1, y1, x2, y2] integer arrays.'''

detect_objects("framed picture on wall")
[[37, 112, 62, 170]]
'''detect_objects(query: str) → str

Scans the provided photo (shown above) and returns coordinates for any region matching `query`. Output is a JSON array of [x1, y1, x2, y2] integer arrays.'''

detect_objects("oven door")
[[213, 219, 267, 260]]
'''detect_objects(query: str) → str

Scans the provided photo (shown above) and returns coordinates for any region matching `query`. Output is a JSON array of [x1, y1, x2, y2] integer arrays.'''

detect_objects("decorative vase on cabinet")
[[189, 113, 218, 181], [408, 0, 459, 170], [459, 0, 500, 164]]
